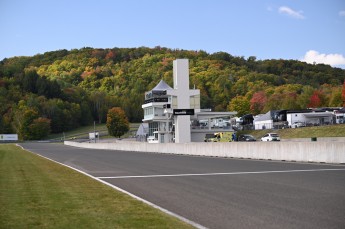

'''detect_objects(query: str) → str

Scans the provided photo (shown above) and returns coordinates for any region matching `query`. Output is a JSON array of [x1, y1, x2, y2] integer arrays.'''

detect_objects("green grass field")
[[238, 124, 345, 140], [0, 144, 194, 229], [46, 123, 141, 141], [52, 123, 345, 142]]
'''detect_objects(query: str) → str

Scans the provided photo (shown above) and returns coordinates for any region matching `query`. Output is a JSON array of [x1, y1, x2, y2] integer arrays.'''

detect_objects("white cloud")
[[339, 10, 345, 17], [301, 50, 345, 67], [279, 6, 305, 19]]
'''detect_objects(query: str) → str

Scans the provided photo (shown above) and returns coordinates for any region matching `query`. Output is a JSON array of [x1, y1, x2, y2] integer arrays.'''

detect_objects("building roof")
[[303, 112, 334, 118], [196, 111, 237, 119], [254, 111, 272, 122], [152, 79, 173, 91]]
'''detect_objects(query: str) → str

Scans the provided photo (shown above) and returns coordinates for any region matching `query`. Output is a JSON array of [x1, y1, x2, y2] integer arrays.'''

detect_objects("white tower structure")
[[141, 59, 200, 143], [170, 59, 199, 143]]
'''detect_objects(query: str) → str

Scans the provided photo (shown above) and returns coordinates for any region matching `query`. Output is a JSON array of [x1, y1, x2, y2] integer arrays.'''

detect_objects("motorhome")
[[213, 118, 230, 128]]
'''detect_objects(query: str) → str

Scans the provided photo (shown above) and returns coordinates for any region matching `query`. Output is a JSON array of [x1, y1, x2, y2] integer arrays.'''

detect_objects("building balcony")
[[144, 97, 168, 104], [143, 113, 170, 122]]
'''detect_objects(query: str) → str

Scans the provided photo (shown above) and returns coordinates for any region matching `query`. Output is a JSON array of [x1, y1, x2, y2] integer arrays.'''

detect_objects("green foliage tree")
[[22, 69, 39, 93], [39, 98, 81, 133], [328, 88, 342, 107], [28, 117, 51, 140], [36, 77, 62, 99], [80, 101, 93, 125], [228, 96, 250, 116], [0, 109, 13, 134], [106, 107, 129, 138], [13, 101, 50, 140], [12, 107, 39, 140], [90, 91, 108, 123], [36, 76, 49, 96], [0, 116, 4, 133], [296, 86, 314, 109], [280, 92, 299, 110]]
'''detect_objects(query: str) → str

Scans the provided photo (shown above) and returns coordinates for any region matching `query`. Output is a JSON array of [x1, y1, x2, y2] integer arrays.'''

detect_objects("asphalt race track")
[[20, 143, 345, 229]]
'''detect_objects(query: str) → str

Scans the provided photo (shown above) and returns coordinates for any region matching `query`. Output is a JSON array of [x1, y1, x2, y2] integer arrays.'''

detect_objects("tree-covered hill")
[[1, 46, 344, 139]]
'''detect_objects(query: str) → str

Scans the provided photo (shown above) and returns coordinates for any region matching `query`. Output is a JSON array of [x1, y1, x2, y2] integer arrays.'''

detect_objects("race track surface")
[[20, 143, 345, 229]]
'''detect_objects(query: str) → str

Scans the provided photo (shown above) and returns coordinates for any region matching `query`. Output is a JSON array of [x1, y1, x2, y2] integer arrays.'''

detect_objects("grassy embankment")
[[209, 124, 345, 142], [237, 124, 345, 140], [0, 144, 194, 229], [46, 123, 141, 141], [51, 123, 345, 142]]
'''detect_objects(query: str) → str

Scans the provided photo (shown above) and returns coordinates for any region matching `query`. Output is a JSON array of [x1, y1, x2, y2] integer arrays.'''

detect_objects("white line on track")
[[96, 168, 345, 179]]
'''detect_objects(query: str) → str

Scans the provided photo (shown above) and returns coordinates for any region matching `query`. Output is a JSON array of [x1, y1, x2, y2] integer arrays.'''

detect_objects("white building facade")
[[142, 59, 200, 143], [142, 59, 236, 143], [287, 110, 334, 127]]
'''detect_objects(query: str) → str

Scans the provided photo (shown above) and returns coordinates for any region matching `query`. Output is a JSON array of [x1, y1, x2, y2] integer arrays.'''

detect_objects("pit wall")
[[64, 141, 345, 164]]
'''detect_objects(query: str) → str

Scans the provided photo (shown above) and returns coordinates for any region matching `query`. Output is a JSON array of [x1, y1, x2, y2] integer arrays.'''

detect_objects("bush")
[[106, 107, 129, 138]]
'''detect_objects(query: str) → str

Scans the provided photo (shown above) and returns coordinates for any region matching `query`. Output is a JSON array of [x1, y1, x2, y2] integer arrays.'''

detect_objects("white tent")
[[136, 123, 148, 142], [254, 111, 273, 130]]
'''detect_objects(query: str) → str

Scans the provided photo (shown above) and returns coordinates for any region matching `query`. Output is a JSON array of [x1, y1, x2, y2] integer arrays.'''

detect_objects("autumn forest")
[[1, 47, 345, 140]]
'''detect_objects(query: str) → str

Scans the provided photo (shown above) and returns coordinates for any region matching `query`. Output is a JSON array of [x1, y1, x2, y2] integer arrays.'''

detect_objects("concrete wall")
[[64, 141, 345, 164], [281, 137, 345, 142], [191, 132, 206, 142]]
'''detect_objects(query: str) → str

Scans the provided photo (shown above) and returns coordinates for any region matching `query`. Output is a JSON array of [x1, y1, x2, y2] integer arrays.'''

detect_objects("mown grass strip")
[[239, 124, 345, 139], [0, 144, 195, 229]]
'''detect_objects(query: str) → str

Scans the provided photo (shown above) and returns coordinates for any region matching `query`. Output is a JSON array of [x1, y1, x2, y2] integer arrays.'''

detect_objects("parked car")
[[238, 134, 256, 142], [204, 133, 218, 142], [261, 133, 280, 141], [291, 122, 306, 128]]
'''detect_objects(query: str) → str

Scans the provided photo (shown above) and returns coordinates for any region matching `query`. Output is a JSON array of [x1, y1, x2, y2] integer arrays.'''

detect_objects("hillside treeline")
[[1, 47, 344, 139]]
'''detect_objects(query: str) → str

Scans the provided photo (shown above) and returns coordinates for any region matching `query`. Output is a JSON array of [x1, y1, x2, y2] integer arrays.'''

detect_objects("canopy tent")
[[136, 123, 148, 142]]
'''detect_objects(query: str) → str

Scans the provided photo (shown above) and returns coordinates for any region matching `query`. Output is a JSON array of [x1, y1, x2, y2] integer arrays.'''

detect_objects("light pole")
[[94, 121, 96, 143]]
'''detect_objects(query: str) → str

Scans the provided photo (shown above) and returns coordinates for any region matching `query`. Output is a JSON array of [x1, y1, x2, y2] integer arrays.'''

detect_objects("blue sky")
[[1, 0, 345, 68]]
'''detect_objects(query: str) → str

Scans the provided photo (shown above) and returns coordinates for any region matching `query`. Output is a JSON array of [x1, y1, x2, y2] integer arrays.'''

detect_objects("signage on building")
[[173, 109, 195, 115]]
